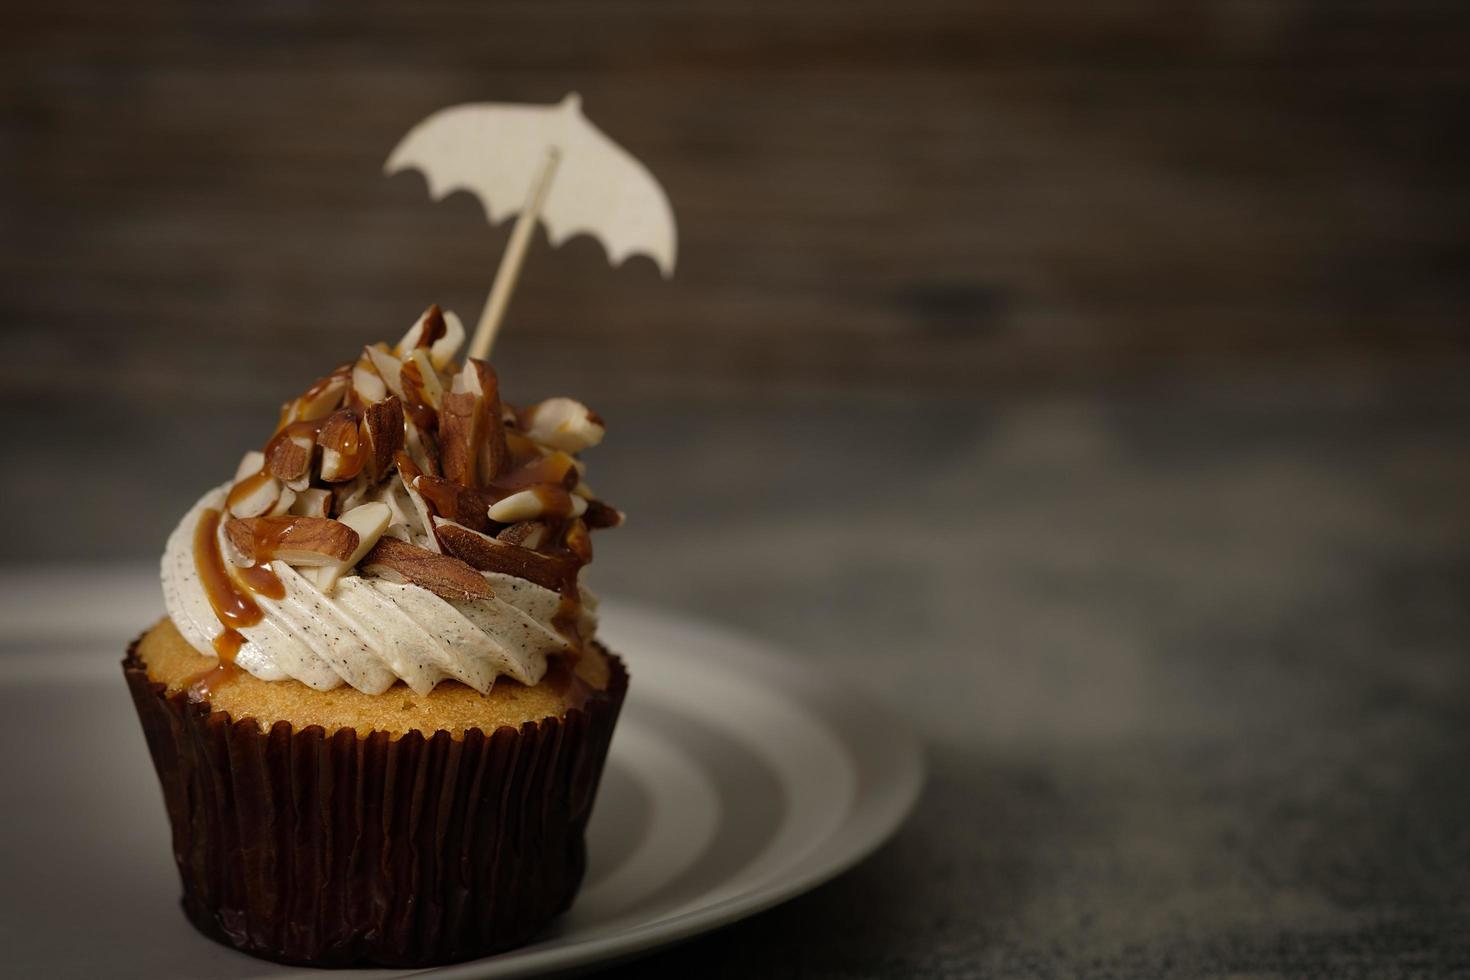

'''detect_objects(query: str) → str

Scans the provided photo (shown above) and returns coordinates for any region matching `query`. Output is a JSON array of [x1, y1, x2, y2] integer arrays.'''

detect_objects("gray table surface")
[[579, 368, 1469, 978], [9, 365, 1470, 978]]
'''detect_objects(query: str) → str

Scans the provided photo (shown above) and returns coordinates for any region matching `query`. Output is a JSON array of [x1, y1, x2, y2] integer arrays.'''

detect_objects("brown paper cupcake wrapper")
[[123, 639, 627, 968]]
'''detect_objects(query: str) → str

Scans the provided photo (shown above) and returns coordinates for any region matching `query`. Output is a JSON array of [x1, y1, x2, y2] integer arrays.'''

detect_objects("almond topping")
[[488, 486, 587, 523], [360, 537, 494, 601], [434, 519, 579, 591], [234, 450, 266, 483], [223, 516, 359, 567], [520, 397, 605, 453], [290, 488, 332, 519], [359, 396, 404, 482], [394, 303, 448, 358], [438, 389, 482, 487], [314, 501, 392, 592], [266, 430, 315, 488], [583, 499, 625, 529], [226, 470, 282, 519], [316, 409, 363, 483], [428, 309, 466, 370], [364, 344, 406, 401], [413, 474, 494, 532], [496, 520, 546, 549]]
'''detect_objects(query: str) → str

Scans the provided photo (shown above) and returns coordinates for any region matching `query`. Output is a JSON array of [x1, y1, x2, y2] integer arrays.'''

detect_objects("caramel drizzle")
[[186, 507, 284, 698]]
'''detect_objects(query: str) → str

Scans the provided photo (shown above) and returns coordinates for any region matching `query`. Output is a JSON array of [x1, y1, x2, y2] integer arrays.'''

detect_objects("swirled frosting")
[[159, 305, 619, 695]]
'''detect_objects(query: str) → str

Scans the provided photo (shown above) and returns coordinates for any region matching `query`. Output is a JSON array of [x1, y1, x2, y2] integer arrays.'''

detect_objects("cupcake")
[[125, 304, 628, 967]]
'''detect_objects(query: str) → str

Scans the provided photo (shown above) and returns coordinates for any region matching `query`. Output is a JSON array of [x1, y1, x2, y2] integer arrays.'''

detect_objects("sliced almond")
[[394, 304, 448, 358], [396, 463, 441, 551], [488, 487, 587, 524], [564, 518, 593, 563], [404, 417, 441, 477], [266, 431, 315, 489], [316, 410, 363, 483], [406, 348, 444, 411], [314, 501, 392, 592], [583, 498, 625, 529], [226, 471, 282, 519], [360, 396, 404, 482], [438, 388, 482, 486], [223, 516, 358, 567], [413, 474, 494, 532], [290, 488, 332, 519], [470, 359, 511, 483], [428, 309, 465, 370], [332, 474, 372, 515], [269, 486, 297, 517], [234, 450, 266, 483], [279, 368, 350, 429], [352, 357, 387, 405], [520, 397, 605, 453], [496, 520, 546, 549], [365, 344, 406, 400], [360, 537, 494, 601], [435, 519, 578, 590]]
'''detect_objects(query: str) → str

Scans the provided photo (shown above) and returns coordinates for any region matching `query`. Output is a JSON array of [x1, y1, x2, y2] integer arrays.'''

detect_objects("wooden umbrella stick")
[[469, 146, 562, 362]]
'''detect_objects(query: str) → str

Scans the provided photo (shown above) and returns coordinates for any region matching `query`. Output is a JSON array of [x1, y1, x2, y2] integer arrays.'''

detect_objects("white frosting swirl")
[[161, 484, 595, 695]]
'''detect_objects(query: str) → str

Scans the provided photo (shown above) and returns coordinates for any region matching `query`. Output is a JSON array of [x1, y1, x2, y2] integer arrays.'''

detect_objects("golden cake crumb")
[[136, 617, 612, 738]]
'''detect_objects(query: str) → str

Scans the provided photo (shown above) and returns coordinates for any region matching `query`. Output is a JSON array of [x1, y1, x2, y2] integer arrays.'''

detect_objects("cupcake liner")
[[123, 638, 627, 968]]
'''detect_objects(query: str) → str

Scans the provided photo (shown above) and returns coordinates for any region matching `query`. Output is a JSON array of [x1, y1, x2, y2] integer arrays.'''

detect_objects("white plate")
[[0, 593, 923, 979]]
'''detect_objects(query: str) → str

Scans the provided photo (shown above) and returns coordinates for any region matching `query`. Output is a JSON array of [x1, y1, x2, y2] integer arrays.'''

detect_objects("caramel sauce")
[[189, 507, 269, 698], [235, 558, 285, 600], [194, 508, 263, 631], [225, 468, 275, 513], [264, 417, 329, 461]]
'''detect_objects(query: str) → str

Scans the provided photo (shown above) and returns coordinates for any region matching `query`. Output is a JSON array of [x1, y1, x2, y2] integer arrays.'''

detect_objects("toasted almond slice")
[[583, 499, 624, 529], [224, 516, 358, 567], [360, 537, 494, 601], [277, 368, 350, 430], [520, 397, 605, 453], [234, 450, 266, 483], [314, 501, 392, 592], [413, 474, 494, 532], [394, 304, 448, 358], [317, 410, 364, 483], [429, 310, 465, 370], [488, 487, 588, 523], [266, 430, 315, 488], [269, 486, 297, 517], [469, 359, 511, 483], [407, 348, 444, 411], [404, 417, 440, 477], [435, 519, 578, 591], [564, 518, 593, 563], [360, 396, 404, 482], [290, 488, 332, 519], [226, 471, 282, 518], [439, 388, 481, 487], [496, 520, 546, 549], [351, 358, 387, 405], [365, 344, 406, 400], [332, 474, 372, 515], [398, 471, 441, 551]]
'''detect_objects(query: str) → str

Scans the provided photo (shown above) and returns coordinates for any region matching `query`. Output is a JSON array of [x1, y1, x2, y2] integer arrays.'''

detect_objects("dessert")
[[124, 305, 628, 967]]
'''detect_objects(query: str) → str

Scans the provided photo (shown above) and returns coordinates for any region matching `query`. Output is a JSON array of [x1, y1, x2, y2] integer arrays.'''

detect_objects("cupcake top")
[[161, 305, 621, 696]]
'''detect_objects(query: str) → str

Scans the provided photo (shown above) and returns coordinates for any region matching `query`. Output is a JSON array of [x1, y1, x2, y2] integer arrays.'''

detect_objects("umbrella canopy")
[[387, 94, 675, 277]]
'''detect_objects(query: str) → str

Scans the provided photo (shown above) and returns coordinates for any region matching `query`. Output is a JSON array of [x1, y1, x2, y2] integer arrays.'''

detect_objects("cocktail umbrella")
[[387, 93, 677, 358]]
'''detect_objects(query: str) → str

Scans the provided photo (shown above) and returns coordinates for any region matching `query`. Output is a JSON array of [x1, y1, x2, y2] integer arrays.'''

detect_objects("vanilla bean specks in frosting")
[[161, 304, 622, 696]]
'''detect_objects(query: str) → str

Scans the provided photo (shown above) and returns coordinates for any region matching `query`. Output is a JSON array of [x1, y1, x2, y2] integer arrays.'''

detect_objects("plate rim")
[[0, 596, 925, 979]]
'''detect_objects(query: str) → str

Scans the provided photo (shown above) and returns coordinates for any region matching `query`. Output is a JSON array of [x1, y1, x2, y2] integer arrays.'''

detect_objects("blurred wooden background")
[[3, 0, 1468, 558]]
